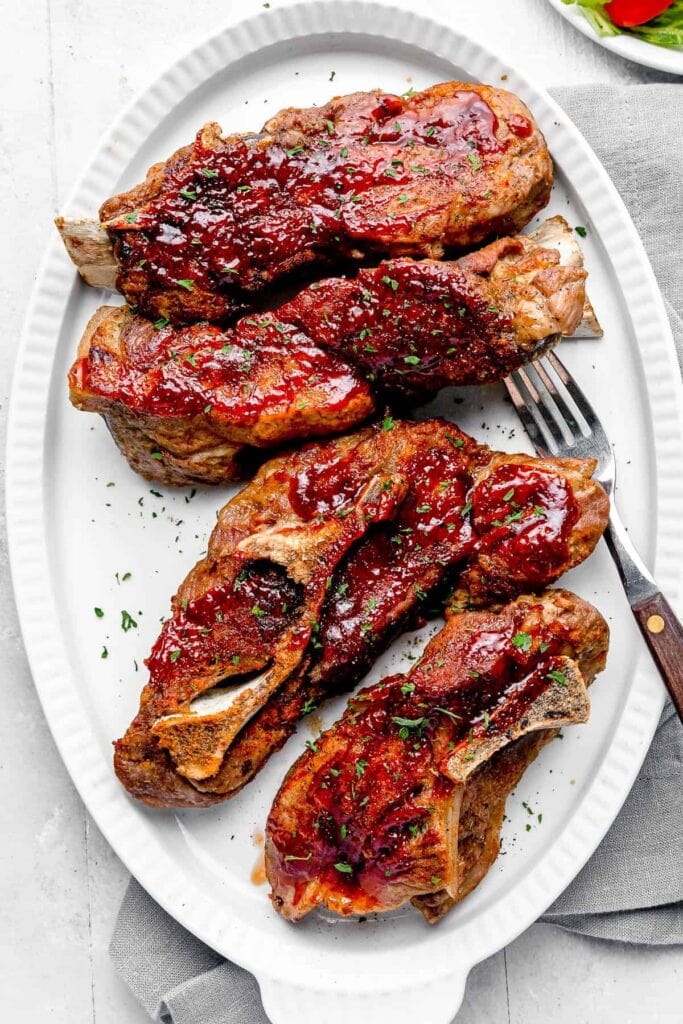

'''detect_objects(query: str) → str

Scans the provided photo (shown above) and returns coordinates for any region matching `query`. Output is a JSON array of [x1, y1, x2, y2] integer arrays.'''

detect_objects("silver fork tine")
[[532, 358, 587, 438], [546, 351, 606, 441], [515, 366, 567, 453], [505, 371, 552, 457]]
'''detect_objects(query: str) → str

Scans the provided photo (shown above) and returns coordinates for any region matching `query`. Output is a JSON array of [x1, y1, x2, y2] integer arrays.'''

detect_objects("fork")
[[505, 349, 683, 722]]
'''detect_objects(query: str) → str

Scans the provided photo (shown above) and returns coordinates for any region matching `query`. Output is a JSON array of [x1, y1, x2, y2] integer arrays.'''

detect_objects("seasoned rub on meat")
[[113, 419, 609, 808], [56, 82, 553, 323], [266, 589, 609, 922], [69, 217, 598, 487]]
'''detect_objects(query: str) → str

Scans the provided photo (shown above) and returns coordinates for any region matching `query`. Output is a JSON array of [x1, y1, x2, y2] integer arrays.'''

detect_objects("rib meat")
[[113, 418, 609, 808], [69, 217, 597, 487], [265, 589, 609, 922], [56, 82, 553, 323]]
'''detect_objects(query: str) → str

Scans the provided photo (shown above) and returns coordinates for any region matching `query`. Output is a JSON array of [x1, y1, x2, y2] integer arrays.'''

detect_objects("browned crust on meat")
[[59, 83, 553, 321], [113, 421, 608, 809], [265, 588, 608, 922]]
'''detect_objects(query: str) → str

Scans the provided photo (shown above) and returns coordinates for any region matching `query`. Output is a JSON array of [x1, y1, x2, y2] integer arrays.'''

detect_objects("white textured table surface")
[[1, 1, 681, 1021]]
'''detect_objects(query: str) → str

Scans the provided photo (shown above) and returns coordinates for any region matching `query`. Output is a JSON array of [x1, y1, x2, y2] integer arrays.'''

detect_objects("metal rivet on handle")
[[647, 614, 665, 634]]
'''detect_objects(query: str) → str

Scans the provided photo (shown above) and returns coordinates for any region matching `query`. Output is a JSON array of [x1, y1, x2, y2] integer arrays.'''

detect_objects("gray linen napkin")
[[110, 85, 683, 1021]]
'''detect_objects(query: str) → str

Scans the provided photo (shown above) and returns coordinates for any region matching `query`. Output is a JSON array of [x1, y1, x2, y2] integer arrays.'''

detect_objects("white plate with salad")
[[548, 0, 683, 74]]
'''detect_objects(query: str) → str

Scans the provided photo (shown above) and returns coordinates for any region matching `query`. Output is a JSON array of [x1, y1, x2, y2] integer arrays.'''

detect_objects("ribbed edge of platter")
[[6, 0, 682, 1001]]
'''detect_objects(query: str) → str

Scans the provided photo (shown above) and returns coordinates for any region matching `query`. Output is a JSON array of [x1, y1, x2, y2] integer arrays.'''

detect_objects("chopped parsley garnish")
[[251, 604, 266, 618], [392, 715, 427, 729], [403, 355, 420, 366], [94, 607, 104, 618], [435, 707, 461, 723], [284, 852, 312, 862], [179, 188, 197, 201], [574, 225, 587, 238], [154, 317, 169, 330], [401, 682, 416, 696], [355, 759, 369, 778], [169, 650, 181, 662], [382, 416, 395, 431], [174, 279, 194, 292], [503, 488, 515, 502], [121, 610, 137, 632], [512, 631, 532, 652], [381, 275, 399, 291], [301, 699, 316, 715], [200, 167, 219, 179], [431, 875, 441, 886], [324, 119, 335, 135], [547, 669, 567, 686], [467, 151, 481, 171], [334, 862, 353, 874], [286, 145, 304, 157], [101, 646, 108, 659], [305, 740, 319, 753], [460, 498, 473, 518]]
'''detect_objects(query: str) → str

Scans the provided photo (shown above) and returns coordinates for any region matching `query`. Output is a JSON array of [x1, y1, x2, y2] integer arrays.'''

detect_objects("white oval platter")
[[547, 0, 683, 75], [6, 3, 683, 1023]]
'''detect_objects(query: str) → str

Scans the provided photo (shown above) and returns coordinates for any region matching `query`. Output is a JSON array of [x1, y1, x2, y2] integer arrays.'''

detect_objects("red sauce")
[[508, 113, 533, 138], [280, 258, 516, 397], [311, 446, 578, 691], [288, 448, 365, 519], [72, 314, 371, 425], [312, 440, 476, 689], [269, 606, 573, 900], [105, 91, 504, 322], [472, 463, 579, 584], [147, 560, 300, 692]]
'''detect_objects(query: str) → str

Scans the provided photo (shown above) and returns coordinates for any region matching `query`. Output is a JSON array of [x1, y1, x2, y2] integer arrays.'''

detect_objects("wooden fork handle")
[[632, 592, 683, 722], [604, 510, 683, 723]]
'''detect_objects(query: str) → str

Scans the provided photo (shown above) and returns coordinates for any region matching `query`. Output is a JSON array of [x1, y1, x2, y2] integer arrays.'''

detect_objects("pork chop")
[[113, 419, 609, 808], [57, 82, 553, 323], [69, 217, 597, 486], [266, 589, 609, 922]]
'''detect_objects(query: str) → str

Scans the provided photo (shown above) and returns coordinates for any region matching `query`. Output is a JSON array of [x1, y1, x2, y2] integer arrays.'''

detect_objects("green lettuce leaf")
[[561, 0, 683, 48]]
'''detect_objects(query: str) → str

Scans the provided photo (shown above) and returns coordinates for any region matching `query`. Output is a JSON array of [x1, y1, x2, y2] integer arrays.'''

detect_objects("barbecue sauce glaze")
[[103, 90, 532, 322], [267, 604, 573, 912], [143, 424, 578, 715]]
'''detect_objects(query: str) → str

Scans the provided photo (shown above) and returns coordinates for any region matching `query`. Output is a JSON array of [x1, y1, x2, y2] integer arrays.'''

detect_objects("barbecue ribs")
[[69, 217, 598, 487], [56, 82, 553, 323], [113, 418, 609, 808], [266, 589, 609, 922]]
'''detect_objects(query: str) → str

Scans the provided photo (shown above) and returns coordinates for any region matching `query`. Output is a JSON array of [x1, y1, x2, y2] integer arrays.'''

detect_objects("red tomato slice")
[[605, 0, 675, 27]]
